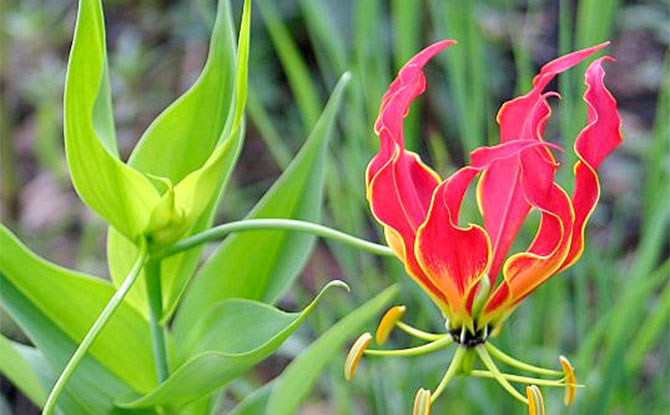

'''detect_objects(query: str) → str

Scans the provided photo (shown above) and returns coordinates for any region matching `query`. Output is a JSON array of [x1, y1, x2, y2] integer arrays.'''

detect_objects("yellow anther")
[[412, 388, 431, 415], [526, 385, 545, 415], [344, 332, 372, 381], [376, 305, 406, 344], [559, 355, 577, 406]]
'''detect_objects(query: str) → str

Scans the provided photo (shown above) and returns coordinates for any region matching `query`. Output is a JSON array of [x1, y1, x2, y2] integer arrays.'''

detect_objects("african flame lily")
[[346, 40, 622, 414]]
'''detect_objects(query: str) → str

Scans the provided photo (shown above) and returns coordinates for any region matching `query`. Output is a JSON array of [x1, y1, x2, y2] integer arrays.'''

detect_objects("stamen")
[[396, 321, 444, 341], [364, 335, 452, 357], [475, 345, 528, 404], [376, 305, 406, 344], [412, 388, 431, 415], [559, 355, 577, 406], [344, 332, 372, 380], [526, 385, 545, 415], [485, 343, 563, 376], [430, 346, 467, 403], [470, 370, 581, 387]]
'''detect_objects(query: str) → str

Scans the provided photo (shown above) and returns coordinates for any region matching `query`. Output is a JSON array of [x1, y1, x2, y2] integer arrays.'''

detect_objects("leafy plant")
[[2, 0, 667, 414], [0, 0, 399, 414]]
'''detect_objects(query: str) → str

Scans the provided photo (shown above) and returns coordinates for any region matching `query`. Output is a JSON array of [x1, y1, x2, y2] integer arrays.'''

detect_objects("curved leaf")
[[1, 277, 150, 415], [117, 281, 348, 409], [107, 0, 251, 318], [0, 224, 156, 393], [266, 284, 399, 415], [0, 334, 47, 408], [0, 337, 158, 415], [174, 72, 351, 339], [228, 382, 274, 415], [0, 337, 95, 415], [64, 0, 159, 240]]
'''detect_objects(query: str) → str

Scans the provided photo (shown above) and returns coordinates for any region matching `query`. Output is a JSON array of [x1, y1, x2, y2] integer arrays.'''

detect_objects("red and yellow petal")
[[415, 167, 492, 322], [472, 136, 562, 282], [367, 147, 447, 310], [558, 57, 623, 272], [497, 41, 609, 143], [367, 40, 455, 184], [478, 43, 608, 284], [365, 41, 457, 312], [483, 146, 575, 322]]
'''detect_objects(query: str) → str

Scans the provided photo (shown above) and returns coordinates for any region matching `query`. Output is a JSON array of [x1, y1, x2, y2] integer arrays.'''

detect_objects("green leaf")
[[266, 284, 399, 415], [107, 0, 252, 318], [154, 0, 250, 243], [1, 277, 143, 415], [228, 382, 274, 415], [0, 224, 156, 393], [117, 281, 348, 409], [256, 0, 322, 129], [0, 338, 144, 415], [127, 0, 237, 186], [174, 72, 350, 339], [0, 334, 47, 408], [64, 0, 160, 240], [0, 339, 97, 415]]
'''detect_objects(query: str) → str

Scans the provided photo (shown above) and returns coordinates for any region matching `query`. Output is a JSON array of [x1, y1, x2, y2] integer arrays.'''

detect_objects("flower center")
[[449, 325, 490, 347]]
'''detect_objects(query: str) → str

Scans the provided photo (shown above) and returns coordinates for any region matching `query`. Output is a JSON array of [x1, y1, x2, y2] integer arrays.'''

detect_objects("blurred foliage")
[[1, 0, 668, 414]]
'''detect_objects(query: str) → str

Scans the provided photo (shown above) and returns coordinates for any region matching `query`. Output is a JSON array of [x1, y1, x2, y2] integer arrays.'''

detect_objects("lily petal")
[[477, 42, 609, 282], [558, 57, 623, 272], [415, 167, 492, 321], [483, 146, 575, 320], [366, 41, 456, 311], [367, 40, 456, 183]]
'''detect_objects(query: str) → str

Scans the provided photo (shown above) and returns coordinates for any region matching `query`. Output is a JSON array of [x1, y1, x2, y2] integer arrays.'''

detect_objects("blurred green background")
[[1, 0, 668, 414]]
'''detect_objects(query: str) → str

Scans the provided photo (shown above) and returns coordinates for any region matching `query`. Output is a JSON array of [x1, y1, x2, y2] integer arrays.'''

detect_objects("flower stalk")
[[151, 218, 393, 259], [144, 258, 170, 383], [42, 241, 148, 415], [431, 346, 466, 403]]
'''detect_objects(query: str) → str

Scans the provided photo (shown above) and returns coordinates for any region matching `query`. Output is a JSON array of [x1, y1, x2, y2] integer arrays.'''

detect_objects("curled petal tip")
[[559, 355, 577, 406], [412, 388, 432, 415], [376, 305, 407, 344], [344, 332, 372, 381], [526, 385, 546, 415], [410, 40, 457, 66], [544, 91, 562, 100]]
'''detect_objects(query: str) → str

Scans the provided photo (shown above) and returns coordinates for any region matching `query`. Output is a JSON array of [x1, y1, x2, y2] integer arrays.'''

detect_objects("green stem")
[[364, 335, 452, 357], [470, 370, 571, 387], [42, 242, 148, 415], [396, 321, 445, 341], [151, 219, 394, 259], [485, 342, 562, 376], [476, 345, 528, 404], [431, 346, 466, 403], [145, 258, 170, 383]]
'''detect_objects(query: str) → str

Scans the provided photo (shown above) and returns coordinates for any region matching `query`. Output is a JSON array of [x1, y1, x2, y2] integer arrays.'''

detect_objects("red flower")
[[366, 40, 622, 332]]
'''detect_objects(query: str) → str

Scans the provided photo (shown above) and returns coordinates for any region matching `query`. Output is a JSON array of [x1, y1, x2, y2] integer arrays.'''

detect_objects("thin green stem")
[[485, 342, 562, 376], [396, 321, 445, 342], [152, 219, 394, 259], [144, 258, 170, 382], [42, 242, 148, 415], [476, 345, 528, 404], [364, 335, 452, 357], [470, 370, 574, 387], [431, 346, 466, 403]]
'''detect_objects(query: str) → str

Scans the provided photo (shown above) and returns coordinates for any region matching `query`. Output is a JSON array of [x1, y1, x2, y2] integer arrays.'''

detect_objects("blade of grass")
[[256, 0, 321, 129]]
